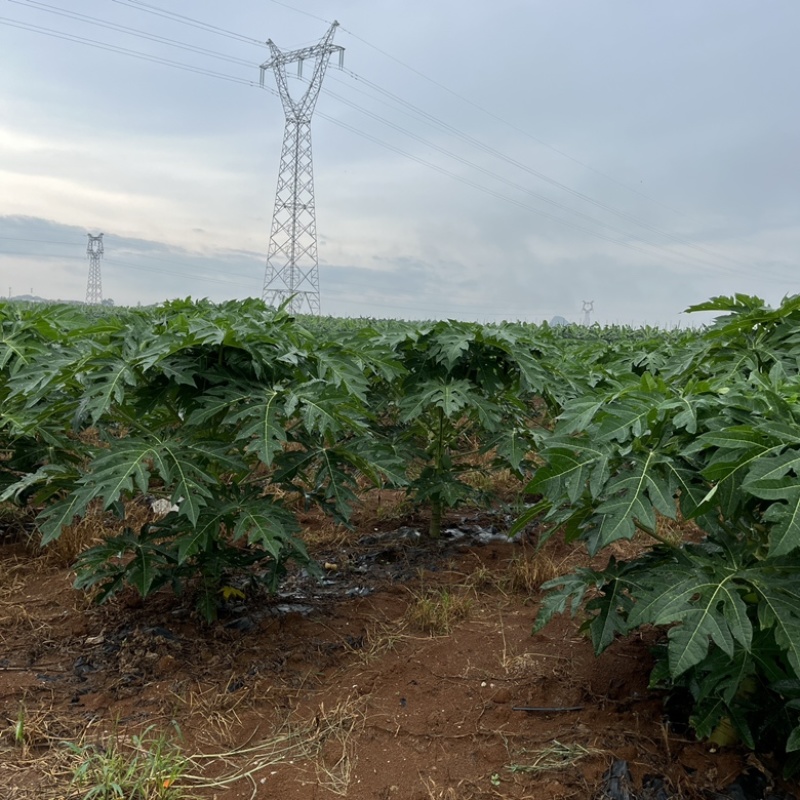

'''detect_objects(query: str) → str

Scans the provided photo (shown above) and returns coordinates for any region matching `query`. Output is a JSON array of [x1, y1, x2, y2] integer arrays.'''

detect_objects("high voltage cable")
[[264, 0, 330, 26], [312, 109, 792, 283], [0, 244, 594, 314], [318, 82, 742, 273], [109, 0, 317, 51], [0, 13, 785, 284], [109, 0, 689, 224], [0, 235, 81, 246], [334, 25, 687, 219], [332, 69, 762, 274], [132, 0, 682, 220], [27, 0, 768, 278], [0, 11, 792, 287], [0, 246, 257, 288], [104, 258, 256, 288], [9, 0, 259, 66], [100, 0, 777, 277], [109, 0, 267, 47], [3, 235, 794, 317], [0, 16, 263, 86], [2, 1, 762, 276], [5, 1, 759, 278]]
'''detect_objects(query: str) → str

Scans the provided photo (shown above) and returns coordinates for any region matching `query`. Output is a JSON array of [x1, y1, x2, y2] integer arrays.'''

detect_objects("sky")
[[0, 0, 798, 326]]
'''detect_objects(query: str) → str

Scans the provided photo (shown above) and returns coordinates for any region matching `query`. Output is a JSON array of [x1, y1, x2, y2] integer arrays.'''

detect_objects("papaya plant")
[[517, 294, 800, 772], [0, 299, 403, 619], [374, 320, 547, 537]]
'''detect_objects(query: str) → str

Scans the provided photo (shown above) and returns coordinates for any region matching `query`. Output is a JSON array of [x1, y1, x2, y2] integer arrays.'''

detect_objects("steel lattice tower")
[[85, 233, 104, 305], [259, 21, 343, 315], [581, 300, 594, 327]]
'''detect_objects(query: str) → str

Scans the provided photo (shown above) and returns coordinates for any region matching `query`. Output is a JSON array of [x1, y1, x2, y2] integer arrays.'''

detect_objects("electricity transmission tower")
[[581, 300, 594, 326], [259, 21, 344, 315], [85, 233, 104, 305]]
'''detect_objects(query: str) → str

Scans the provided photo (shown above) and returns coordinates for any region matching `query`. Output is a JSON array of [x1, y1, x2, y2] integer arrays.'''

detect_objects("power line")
[[9, 0, 259, 67], [20, 0, 687, 237], [0, 249, 84, 258], [117, 0, 687, 223], [335, 25, 687, 219], [0, 15, 263, 86], [313, 109, 791, 283], [1, 16, 668, 266], [264, 0, 331, 26], [109, 0, 267, 47], [129, 0, 686, 221], [3, 3, 760, 279], [104, 257, 256, 288], [142, 0, 790, 276], [0, 235, 83, 246], [0, 246, 258, 289], [320, 83, 703, 260], [329, 69, 766, 276], [21, 0, 768, 278], [0, 2, 771, 277], [0, 11, 793, 287]]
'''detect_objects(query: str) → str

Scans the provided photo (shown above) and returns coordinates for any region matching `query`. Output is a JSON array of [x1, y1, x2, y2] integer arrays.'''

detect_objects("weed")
[[14, 705, 25, 749], [39, 498, 155, 567], [64, 722, 189, 800], [0, 562, 34, 635], [505, 550, 561, 594], [371, 490, 414, 523], [506, 740, 603, 774], [4, 701, 83, 750], [404, 588, 473, 635], [464, 562, 500, 592]]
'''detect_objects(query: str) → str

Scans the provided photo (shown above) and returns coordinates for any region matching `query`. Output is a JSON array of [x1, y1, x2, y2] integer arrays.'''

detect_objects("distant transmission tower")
[[259, 21, 344, 315], [581, 300, 594, 326], [85, 233, 104, 305]]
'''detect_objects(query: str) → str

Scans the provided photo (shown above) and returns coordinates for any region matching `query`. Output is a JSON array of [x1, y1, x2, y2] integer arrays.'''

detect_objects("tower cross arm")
[[260, 42, 344, 70], [260, 20, 342, 71]]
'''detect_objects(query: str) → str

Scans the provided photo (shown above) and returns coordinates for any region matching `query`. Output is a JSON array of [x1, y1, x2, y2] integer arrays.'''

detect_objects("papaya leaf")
[[743, 450, 800, 556]]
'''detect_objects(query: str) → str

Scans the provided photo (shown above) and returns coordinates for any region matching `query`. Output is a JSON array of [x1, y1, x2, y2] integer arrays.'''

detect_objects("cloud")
[[1, 1, 798, 326]]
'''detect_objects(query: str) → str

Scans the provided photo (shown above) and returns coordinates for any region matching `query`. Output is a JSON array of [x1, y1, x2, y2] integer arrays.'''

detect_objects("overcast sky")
[[1, 1, 798, 325]]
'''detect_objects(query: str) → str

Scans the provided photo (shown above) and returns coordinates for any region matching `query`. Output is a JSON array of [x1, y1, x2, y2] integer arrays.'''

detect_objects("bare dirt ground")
[[0, 501, 785, 800]]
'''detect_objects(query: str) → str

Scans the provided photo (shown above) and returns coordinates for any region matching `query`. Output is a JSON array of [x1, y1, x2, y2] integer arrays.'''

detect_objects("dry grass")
[[2, 699, 88, 751], [351, 619, 412, 664], [404, 587, 473, 635], [0, 558, 37, 636], [655, 512, 704, 545], [505, 549, 562, 594], [300, 520, 351, 549], [463, 561, 501, 592], [36, 498, 156, 567], [0, 504, 37, 545], [0, 744, 82, 800], [461, 464, 525, 504], [420, 776, 461, 800], [460, 547, 565, 599], [505, 740, 606, 774], [371, 492, 414, 523], [182, 693, 367, 797], [168, 678, 255, 746]]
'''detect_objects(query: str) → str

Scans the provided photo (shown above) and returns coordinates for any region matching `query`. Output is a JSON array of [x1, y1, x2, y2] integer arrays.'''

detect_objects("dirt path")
[[0, 515, 764, 799]]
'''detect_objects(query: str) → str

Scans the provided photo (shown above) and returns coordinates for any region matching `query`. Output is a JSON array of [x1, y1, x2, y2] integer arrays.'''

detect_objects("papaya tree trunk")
[[429, 496, 442, 539]]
